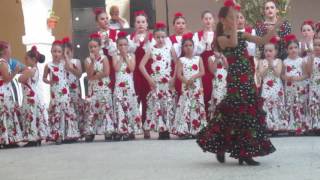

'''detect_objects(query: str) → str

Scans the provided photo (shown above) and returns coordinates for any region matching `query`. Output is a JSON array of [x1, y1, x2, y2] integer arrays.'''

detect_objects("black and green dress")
[[196, 32, 276, 158]]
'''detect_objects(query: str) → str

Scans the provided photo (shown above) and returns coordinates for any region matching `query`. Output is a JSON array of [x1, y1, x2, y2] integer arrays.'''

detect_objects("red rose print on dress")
[[156, 54, 162, 61], [161, 77, 168, 83], [192, 64, 198, 70], [287, 81, 292, 86], [228, 87, 238, 94], [53, 67, 59, 72], [61, 88, 68, 94], [51, 92, 55, 99], [98, 81, 104, 86], [266, 80, 274, 87], [27, 98, 35, 105], [192, 120, 201, 128], [71, 83, 77, 89], [27, 90, 35, 97], [125, 67, 131, 73], [240, 74, 248, 83], [119, 82, 126, 87], [52, 75, 59, 82]]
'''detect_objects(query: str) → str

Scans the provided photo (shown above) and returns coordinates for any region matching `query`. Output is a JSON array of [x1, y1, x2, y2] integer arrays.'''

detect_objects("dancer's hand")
[[89, 53, 95, 62], [148, 79, 157, 90], [169, 78, 175, 89]]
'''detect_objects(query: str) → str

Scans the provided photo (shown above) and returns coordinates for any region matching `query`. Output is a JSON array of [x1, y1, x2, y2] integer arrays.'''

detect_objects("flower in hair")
[[284, 34, 297, 43], [62, 37, 70, 44], [31, 45, 40, 59], [182, 32, 194, 40], [89, 33, 101, 39], [224, 0, 235, 7], [134, 10, 146, 16], [117, 31, 128, 38], [155, 22, 166, 29], [52, 40, 63, 45], [174, 12, 184, 18], [269, 36, 279, 44], [303, 19, 314, 26], [31, 45, 37, 52], [94, 8, 105, 15], [234, 4, 241, 11]]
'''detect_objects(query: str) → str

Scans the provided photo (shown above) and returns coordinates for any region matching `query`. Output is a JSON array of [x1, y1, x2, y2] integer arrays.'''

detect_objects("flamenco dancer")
[[197, 1, 280, 166]]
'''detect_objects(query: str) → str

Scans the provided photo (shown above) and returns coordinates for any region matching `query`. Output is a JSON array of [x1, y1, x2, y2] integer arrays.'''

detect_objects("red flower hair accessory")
[[52, 40, 63, 45], [284, 34, 297, 43], [155, 21, 166, 29], [182, 32, 194, 40], [31, 45, 40, 59], [117, 31, 128, 38], [62, 37, 70, 44], [174, 12, 184, 18], [134, 10, 146, 17], [303, 19, 314, 26], [234, 4, 241, 11], [269, 36, 279, 45], [89, 33, 101, 40], [224, 0, 235, 7], [94, 8, 105, 16]]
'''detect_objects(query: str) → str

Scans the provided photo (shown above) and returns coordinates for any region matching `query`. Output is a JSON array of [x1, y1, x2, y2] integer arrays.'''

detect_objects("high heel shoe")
[[238, 157, 260, 166], [216, 153, 225, 163]]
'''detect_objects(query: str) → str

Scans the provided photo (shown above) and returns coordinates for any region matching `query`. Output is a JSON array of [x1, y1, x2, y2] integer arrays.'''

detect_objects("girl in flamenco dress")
[[197, 1, 279, 166]]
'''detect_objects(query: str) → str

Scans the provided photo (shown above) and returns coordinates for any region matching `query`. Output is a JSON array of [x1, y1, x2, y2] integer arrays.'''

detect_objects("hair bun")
[[38, 54, 45, 63], [31, 46, 37, 52]]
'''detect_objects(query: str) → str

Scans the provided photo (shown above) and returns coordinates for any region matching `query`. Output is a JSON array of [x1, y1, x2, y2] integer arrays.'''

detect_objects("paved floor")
[[0, 135, 320, 180]]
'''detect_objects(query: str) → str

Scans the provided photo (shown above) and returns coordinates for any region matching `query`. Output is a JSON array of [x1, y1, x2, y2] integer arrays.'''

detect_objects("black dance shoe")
[[239, 157, 260, 166], [216, 153, 225, 163]]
